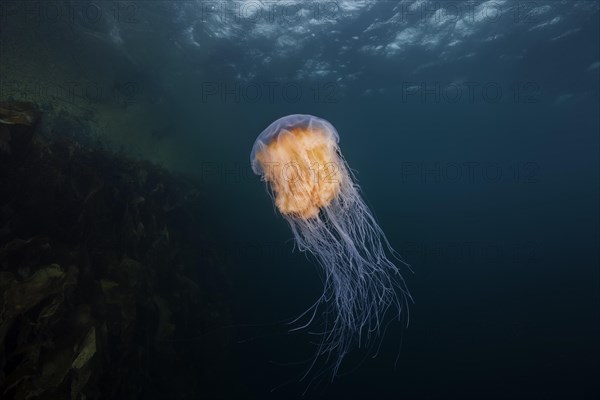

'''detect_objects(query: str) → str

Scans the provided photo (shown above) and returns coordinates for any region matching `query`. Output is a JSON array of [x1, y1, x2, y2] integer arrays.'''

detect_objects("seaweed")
[[0, 102, 235, 399]]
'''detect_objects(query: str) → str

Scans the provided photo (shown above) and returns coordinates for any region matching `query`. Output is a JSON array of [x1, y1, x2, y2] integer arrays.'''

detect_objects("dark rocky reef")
[[0, 102, 234, 399]]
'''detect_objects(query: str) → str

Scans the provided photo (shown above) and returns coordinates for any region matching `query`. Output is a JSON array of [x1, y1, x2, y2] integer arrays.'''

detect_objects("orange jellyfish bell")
[[251, 114, 343, 219]]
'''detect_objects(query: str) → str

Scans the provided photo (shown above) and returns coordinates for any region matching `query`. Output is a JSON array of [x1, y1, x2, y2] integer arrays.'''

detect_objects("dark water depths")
[[1, 1, 598, 398]]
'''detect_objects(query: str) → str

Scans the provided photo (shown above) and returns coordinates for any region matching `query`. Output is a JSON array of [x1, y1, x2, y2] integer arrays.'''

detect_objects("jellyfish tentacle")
[[251, 114, 411, 380]]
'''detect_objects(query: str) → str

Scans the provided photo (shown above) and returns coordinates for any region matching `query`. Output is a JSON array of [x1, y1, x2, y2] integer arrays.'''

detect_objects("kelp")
[[0, 102, 234, 399]]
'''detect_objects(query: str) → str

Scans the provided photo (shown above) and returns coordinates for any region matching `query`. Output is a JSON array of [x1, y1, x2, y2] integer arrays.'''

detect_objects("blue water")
[[1, 1, 598, 398]]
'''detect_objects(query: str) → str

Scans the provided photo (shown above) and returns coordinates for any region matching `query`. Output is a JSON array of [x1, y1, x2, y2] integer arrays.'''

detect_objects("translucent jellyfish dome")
[[251, 114, 339, 175]]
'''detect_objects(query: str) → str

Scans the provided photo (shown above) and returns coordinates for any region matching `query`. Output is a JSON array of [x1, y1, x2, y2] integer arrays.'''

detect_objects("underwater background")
[[0, 1, 598, 399]]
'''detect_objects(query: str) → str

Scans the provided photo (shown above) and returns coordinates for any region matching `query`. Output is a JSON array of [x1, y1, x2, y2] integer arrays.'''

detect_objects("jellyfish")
[[251, 114, 411, 378]]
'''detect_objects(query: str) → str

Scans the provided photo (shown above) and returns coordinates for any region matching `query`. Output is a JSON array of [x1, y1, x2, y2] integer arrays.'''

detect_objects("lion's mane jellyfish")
[[251, 114, 411, 377]]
